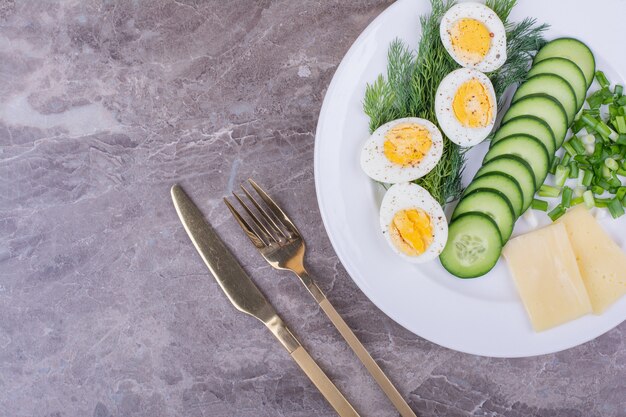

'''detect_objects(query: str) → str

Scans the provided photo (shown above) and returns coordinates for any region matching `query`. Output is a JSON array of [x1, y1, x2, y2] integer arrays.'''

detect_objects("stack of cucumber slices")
[[441, 38, 596, 278]]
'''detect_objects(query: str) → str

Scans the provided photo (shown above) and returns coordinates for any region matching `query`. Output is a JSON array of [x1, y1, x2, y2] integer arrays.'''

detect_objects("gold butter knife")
[[171, 184, 360, 417]]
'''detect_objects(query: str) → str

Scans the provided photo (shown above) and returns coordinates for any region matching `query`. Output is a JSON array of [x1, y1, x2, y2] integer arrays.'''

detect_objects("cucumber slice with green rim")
[[440, 212, 503, 278], [501, 94, 568, 148], [476, 155, 536, 212], [452, 188, 515, 242], [463, 172, 524, 217], [527, 57, 587, 109], [533, 37, 596, 87], [492, 116, 556, 158], [512, 74, 578, 124], [483, 134, 550, 186]]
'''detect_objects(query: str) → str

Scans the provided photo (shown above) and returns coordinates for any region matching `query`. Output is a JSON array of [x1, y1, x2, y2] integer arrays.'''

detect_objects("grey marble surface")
[[1, 1, 624, 416]]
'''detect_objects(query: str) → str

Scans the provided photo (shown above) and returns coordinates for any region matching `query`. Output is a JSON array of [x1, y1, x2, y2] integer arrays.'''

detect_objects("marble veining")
[[0, 1, 624, 416]]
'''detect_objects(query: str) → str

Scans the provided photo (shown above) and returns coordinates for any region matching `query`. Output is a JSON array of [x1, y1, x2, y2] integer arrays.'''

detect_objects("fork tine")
[[232, 192, 278, 244], [248, 179, 300, 237], [240, 185, 288, 239], [224, 198, 267, 248]]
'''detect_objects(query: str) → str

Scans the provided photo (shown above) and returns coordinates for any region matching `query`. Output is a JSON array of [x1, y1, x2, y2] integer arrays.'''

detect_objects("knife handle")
[[264, 316, 360, 417]]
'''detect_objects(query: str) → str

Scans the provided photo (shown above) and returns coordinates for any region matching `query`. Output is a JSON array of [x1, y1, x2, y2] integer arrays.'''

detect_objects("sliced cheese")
[[503, 222, 592, 332], [558, 205, 626, 314]]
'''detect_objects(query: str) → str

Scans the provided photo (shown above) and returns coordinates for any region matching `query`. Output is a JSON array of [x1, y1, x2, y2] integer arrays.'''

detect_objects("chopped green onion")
[[538, 184, 561, 198], [562, 187, 573, 208], [563, 141, 577, 156], [554, 165, 569, 187], [596, 121, 616, 140], [618, 95, 626, 106], [582, 169, 594, 186], [617, 168, 626, 177], [582, 113, 599, 131], [549, 157, 560, 175], [596, 178, 612, 190], [617, 135, 626, 146], [531, 198, 549, 211], [548, 204, 566, 221], [596, 71, 610, 88], [561, 152, 572, 165], [570, 137, 586, 155], [602, 164, 612, 178], [608, 198, 625, 218], [595, 198, 611, 208], [587, 87, 612, 108], [571, 196, 585, 206], [609, 173, 622, 188], [616, 187, 626, 201], [615, 116, 626, 134], [605, 157, 619, 171], [583, 190, 596, 208], [615, 84, 624, 98], [585, 143, 595, 154], [571, 118, 585, 134], [592, 142, 604, 159], [569, 162, 579, 178], [592, 184, 605, 195], [580, 134, 595, 145]]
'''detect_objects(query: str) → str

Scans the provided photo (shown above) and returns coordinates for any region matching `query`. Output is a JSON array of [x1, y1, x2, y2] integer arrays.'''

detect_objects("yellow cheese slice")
[[503, 223, 592, 332], [558, 205, 626, 314]]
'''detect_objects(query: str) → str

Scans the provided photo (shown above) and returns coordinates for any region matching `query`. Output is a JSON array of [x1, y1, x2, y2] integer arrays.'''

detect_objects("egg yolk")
[[389, 209, 434, 257], [383, 123, 432, 166], [449, 18, 492, 64], [452, 78, 494, 128]]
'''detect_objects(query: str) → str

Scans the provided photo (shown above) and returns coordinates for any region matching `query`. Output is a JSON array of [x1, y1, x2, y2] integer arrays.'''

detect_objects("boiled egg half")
[[435, 68, 496, 147], [380, 183, 448, 263], [361, 117, 443, 183], [440, 2, 507, 72]]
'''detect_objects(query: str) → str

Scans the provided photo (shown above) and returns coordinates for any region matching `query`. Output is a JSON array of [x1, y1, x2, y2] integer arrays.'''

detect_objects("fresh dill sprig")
[[362, 0, 547, 205], [363, 74, 399, 133], [387, 39, 415, 116], [489, 17, 549, 100], [485, 0, 517, 21]]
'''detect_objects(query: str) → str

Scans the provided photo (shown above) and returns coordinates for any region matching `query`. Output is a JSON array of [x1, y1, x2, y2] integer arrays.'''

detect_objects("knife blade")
[[170, 184, 360, 417]]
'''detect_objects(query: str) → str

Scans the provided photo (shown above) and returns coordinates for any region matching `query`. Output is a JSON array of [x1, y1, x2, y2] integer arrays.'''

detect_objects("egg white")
[[379, 183, 448, 264], [360, 117, 444, 184], [435, 68, 496, 147], [440, 2, 507, 72]]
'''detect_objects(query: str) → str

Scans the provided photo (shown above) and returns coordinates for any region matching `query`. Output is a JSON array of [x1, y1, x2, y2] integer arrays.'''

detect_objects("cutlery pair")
[[171, 180, 415, 417]]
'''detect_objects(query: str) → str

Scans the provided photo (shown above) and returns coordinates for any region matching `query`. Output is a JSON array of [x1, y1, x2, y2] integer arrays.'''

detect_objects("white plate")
[[314, 0, 626, 357]]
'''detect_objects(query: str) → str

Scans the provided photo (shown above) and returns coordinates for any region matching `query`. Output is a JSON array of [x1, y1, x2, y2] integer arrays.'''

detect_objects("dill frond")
[[485, 0, 517, 22], [489, 17, 549, 100], [387, 39, 415, 115], [362, 0, 547, 205], [363, 74, 398, 133]]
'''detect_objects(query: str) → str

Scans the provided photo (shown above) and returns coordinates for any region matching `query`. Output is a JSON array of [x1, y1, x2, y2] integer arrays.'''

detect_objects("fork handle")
[[265, 316, 360, 417], [316, 293, 417, 417]]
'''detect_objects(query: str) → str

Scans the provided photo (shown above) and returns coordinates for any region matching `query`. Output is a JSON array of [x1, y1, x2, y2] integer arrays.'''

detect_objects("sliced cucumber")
[[492, 116, 556, 158], [452, 188, 515, 242], [463, 172, 524, 217], [476, 155, 536, 212], [483, 134, 550, 187], [533, 38, 595, 87], [527, 57, 587, 109], [440, 212, 503, 278], [512, 74, 577, 124], [501, 94, 568, 148]]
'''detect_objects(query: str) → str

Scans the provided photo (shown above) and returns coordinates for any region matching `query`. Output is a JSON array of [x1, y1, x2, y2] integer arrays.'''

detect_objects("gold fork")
[[224, 179, 417, 417]]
